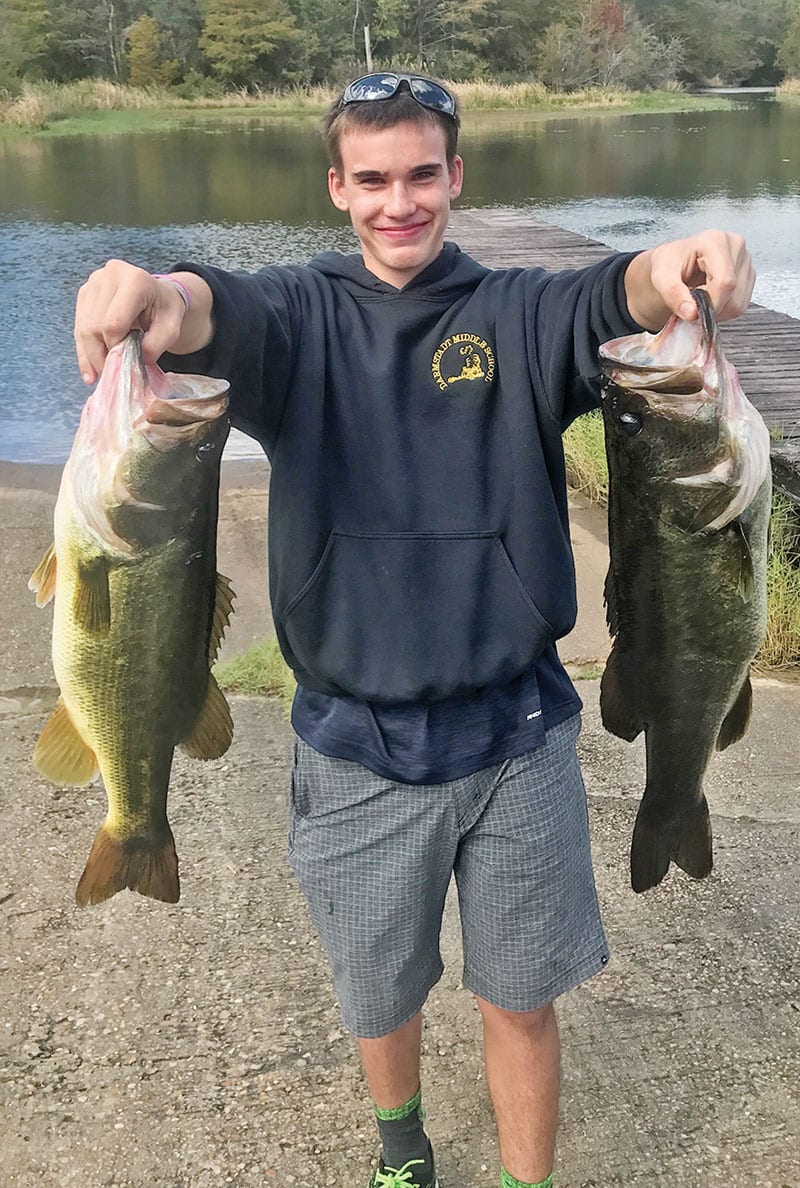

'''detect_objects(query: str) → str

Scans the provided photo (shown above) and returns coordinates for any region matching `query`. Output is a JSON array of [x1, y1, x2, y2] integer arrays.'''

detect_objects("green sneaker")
[[367, 1148, 438, 1188]]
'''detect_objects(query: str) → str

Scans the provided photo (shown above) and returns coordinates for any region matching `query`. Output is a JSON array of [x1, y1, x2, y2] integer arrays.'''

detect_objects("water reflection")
[[0, 218, 356, 463], [0, 100, 798, 463]]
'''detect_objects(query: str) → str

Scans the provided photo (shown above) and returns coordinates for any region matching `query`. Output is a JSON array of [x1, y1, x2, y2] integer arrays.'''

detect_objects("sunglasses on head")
[[341, 73, 457, 119]]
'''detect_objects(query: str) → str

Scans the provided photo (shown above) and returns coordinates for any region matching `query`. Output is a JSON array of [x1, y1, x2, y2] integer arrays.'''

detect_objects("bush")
[[171, 69, 224, 100]]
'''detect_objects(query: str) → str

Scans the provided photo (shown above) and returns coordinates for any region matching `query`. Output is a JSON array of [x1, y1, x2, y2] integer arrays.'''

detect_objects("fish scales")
[[598, 290, 771, 893], [30, 332, 235, 907]]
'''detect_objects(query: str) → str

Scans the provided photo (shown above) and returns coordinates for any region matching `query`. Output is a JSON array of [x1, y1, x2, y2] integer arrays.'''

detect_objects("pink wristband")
[[151, 273, 192, 313]]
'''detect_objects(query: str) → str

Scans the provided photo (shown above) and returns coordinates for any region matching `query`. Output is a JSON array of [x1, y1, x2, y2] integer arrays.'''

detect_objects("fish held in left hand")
[[29, 332, 234, 907], [598, 290, 771, 893]]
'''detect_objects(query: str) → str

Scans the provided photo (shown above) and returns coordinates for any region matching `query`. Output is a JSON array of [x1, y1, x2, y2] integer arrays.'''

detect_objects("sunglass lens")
[[409, 78, 455, 114], [345, 74, 399, 102]]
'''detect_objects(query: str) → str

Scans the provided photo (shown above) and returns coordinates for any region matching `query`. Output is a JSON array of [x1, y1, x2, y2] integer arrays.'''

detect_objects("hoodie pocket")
[[280, 531, 552, 704]]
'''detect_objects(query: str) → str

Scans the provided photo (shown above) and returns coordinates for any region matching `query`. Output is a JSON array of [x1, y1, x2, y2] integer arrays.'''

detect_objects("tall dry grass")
[[759, 491, 800, 669], [0, 79, 340, 129], [776, 77, 800, 96], [0, 77, 698, 131]]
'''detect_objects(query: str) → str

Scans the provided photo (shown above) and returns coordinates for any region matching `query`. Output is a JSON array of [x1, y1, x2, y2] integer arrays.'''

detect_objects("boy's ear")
[[328, 167, 349, 212], [448, 155, 464, 200]]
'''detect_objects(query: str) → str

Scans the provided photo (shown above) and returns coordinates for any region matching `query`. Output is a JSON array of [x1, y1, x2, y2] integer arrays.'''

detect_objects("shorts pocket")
[[280, 531, 553, 703]]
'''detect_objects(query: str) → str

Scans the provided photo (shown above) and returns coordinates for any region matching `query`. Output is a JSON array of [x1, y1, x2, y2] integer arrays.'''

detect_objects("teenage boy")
[[74, 74, 755, 1188]]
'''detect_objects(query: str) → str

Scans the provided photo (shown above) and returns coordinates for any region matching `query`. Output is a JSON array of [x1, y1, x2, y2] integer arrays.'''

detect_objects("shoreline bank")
[[0, 455, 268, 495], [0, 87, 735, 140]]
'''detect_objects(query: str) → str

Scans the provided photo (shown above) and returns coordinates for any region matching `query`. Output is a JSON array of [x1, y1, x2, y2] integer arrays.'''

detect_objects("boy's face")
[[328, 119, 463, 289]]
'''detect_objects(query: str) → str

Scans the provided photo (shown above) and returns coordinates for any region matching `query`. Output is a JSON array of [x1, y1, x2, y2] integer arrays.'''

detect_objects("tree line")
[[2, 0, 800, 96]]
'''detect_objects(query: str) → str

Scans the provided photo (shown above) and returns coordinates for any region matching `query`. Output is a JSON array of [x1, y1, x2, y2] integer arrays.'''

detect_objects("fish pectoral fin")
[[33, 697, 99, 786], [73, 556, 111, 633], [674, 461, 739, 532], [673, 457, 734, 489], [208, 572, 236, 663], [180, 674, 233, 760], [599, 649, 643, 741], [716, 674, 753, 751], [729, 520, 755, 601], [75, 825, 179, 907], [29, 544, 57, 607]]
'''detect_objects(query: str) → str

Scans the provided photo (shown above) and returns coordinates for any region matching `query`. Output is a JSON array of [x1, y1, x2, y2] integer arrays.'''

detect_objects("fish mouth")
[[121, 332, 230, 448], [81, 333, 229, 459], [599, 289, 727, 410], [67, 333, 231, 554], [599, 289, 716, 389]]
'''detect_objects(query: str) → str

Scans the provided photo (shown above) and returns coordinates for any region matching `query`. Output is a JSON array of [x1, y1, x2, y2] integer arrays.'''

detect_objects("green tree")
[[0, 0, 50, 87], [777, 1, 800, 75], [537, 1, 682, 89], [284, 0, 356, 84], [364, 0, 497, 76], [481, 0, 573, 79], [149, 0, 203, 74], [200, 0, 299, 87], [126, 13, 176, 85], [41, 0, 144, 81], [633, 0, 791, 85]]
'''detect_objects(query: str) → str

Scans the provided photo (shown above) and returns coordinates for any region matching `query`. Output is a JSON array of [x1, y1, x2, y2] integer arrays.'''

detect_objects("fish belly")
[[602, 478, 770, 892], [48, 502, 218, 905]]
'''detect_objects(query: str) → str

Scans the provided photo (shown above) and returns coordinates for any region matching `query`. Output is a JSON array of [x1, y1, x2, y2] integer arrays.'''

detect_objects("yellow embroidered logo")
[[431, 333, 496, 392]]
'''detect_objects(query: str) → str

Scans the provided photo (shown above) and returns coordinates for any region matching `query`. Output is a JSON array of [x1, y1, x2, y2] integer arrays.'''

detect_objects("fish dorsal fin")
[[33, 697, 99, 785], [208, 572, 236, 663], [73, 556, 111, 633], [716, 674, 753, 751], [29, 544, 57, 607], [603, 565, 619, 638], [180, 674, 233, 760]]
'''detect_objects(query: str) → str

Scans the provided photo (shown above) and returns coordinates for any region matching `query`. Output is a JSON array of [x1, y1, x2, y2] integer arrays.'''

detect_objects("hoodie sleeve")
[[159, 262, 298, 456], [525, 251, 644, 430]]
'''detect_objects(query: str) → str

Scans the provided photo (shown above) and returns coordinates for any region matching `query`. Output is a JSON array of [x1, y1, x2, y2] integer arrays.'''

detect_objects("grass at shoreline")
[[563, 410, 800, 670], [0, 78, 733, 137], [214, 638, 296, 711]]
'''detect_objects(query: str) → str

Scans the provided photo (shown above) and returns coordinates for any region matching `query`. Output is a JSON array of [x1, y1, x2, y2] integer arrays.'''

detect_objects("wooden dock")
[[448, 209, 800, 498]]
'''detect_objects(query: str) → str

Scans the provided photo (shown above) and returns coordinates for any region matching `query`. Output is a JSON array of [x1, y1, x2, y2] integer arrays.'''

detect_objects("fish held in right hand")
[[598, 290, 771, 893]]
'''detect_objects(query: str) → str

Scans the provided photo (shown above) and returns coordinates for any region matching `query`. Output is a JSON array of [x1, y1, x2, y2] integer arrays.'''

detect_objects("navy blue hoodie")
[[165, 243, 639, 706]]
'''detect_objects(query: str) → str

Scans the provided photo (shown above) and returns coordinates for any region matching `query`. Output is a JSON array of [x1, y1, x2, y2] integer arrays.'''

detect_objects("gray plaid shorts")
[[287, 713, 609, 1038]]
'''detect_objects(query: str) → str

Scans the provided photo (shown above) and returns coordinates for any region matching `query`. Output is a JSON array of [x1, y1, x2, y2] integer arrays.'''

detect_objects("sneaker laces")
[[373, 1158, 426, 1188]]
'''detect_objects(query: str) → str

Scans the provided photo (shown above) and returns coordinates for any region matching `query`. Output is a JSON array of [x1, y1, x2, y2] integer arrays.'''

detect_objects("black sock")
[[374, 1085, 432, 1172]]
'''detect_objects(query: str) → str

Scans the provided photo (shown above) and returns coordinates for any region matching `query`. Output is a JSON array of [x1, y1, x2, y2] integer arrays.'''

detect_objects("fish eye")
[[618, 411, 643, 435]]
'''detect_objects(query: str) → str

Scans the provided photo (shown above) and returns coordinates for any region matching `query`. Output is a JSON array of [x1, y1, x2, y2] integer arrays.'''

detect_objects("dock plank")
[[448, 209, 800, 497]]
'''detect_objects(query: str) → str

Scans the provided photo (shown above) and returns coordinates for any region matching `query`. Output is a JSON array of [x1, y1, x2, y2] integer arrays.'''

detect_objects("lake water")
[[1, 97, 798, 463]]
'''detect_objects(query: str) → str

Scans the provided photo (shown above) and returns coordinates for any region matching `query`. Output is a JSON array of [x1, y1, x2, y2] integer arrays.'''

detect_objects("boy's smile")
[[328, 120, 463, 289]]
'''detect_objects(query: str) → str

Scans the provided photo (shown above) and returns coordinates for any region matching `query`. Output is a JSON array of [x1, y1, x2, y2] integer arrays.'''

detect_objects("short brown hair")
[[321, 84, 460, 174]]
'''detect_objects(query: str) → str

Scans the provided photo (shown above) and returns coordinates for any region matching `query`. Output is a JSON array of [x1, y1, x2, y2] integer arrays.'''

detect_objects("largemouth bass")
[[30, 332, 234, 906], [598, 290, 771, 892]]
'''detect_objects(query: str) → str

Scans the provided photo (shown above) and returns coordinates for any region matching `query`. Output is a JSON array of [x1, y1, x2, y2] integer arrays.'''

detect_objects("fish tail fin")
[[630, 795, 713, 893], [671, 797, 714, 882], [75, 826, 180, 907]]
